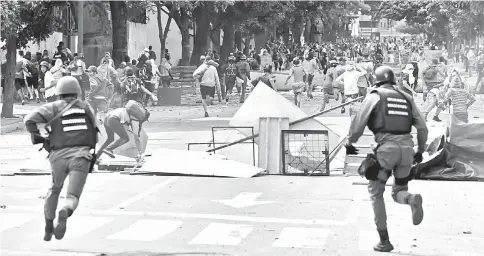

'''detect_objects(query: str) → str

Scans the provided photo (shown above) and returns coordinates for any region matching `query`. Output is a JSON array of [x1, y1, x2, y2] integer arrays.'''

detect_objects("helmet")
[[55, 76, 81, 96], [374, 65, 396, 86], [40, 61, 49, 67]]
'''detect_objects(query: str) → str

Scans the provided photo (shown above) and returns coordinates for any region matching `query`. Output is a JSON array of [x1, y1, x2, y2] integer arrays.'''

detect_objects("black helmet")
[[374, 65, 396, 86]]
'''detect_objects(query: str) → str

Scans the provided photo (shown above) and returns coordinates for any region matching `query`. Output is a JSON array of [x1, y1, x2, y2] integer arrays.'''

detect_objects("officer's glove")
[[345, 144, 359, 155], [31, 132, 46, 145], [414, 152, 423, 164]]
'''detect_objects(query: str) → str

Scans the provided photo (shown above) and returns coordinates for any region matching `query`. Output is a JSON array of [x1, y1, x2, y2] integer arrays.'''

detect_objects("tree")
[[1, 1, 63, 118], [109, 1, 128, 67], [154, 2, 173, 59]]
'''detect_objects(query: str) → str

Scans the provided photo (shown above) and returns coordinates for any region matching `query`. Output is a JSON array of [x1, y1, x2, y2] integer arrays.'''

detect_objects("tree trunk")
[[1, 35, 17, 118], [304, 17, 311, 44], [210, 27, 221, 54], [190, 5, 211, 66], [282, 24, 290, 46], [292, 16, 304, 46], [221, 22, 235, 61], [173, 7, 191, 66], [110, 1, 128, 67], [234, 31, 242, 51], [157, 4, 173, 59]]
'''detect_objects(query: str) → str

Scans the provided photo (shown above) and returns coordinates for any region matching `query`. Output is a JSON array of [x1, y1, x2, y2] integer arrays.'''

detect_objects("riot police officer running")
[[24, 76, 98, 241], [345, 66, 428, 252]]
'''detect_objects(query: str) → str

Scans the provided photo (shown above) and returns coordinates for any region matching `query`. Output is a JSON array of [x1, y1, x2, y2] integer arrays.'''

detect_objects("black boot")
[[44, 219, 54, 241], [373, 229, 394, 252], [54, 206, 73, 240]]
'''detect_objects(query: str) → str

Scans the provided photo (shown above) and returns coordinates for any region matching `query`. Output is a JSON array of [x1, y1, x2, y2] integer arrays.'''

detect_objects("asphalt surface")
[[1, 82, 484, 255]]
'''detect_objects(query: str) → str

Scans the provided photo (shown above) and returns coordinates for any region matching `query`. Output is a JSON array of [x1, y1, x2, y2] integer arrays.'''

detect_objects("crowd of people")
[[2, 36, 484, 122]]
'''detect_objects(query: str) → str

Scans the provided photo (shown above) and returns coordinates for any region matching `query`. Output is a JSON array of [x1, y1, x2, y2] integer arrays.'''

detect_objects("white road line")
[[345, 188, 365, 223], [189, 223, 253, 245], [0, 250, 97, 256], [6, 206, 348, 226], [0, 212, 37, 233], [108, 177, 178, 211], [272, 227, 331, 249], [107, 219, 182, 241], [63, 216, 114, 239], [358, 230, 378, 251]]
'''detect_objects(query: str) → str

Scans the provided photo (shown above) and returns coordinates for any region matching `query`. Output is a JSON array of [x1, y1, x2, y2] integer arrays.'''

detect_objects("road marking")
[[107, 219, 182, 241], [358, 230, 378, 251], [272, 227, 331, 249], [108, 177, 178, 211], [0, 212, 37, 233], [345, 188, 365, 223], [0, 249, 97, 256], [189, 223, 253, 245], [63, 216, 113, 239], [6, 206, 348, 226], [213, 192, 276, 208]]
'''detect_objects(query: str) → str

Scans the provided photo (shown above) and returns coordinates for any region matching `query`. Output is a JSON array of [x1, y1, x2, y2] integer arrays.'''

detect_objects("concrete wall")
[[1, 4, 184, 67], [128, 8, 182, 66]]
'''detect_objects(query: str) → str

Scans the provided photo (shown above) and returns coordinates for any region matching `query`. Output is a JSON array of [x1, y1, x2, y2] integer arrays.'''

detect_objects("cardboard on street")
[[138, 148, 263, 178]]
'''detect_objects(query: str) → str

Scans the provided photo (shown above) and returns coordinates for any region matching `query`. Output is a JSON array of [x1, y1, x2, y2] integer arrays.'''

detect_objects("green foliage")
[[0, 1, 65, 49], [379, 0, 484, 43]]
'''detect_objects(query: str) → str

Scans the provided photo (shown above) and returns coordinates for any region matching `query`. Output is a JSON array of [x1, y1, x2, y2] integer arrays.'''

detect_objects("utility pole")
[[77, 1, 84, 54]]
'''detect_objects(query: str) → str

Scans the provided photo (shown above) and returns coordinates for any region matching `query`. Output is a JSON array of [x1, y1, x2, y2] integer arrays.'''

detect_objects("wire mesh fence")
[[281, 130, 330, 176]]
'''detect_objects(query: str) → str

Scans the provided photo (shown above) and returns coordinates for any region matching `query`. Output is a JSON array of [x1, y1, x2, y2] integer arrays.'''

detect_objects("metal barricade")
[[281, 130, 330, 176]]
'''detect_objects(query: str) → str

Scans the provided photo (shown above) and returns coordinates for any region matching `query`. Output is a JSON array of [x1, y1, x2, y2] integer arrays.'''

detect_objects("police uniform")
[[24, 76, 98, 242], [345, 66, 429, 252]]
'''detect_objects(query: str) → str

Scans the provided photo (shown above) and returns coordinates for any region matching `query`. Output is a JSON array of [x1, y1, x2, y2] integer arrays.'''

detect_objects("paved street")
[[1, 90, 484, 256], [1, 174, 484, 256]]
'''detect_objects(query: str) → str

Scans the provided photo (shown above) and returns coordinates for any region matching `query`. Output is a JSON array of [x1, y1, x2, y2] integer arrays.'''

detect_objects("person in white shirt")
[[193, 56, 221, 117], [335, 62, 367, 115], [69, 54, 87, 99]]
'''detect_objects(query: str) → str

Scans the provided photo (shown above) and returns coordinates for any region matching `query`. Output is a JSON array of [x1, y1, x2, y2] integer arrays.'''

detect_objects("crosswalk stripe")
[[0, 212, 37, 233], [358, 230, 378, 251], [62, 216, 114, 239], [189, 223, 253, 246], [272, 227, 331, 249], [0, 249, 98, 256], [107, 219, 183, 241]]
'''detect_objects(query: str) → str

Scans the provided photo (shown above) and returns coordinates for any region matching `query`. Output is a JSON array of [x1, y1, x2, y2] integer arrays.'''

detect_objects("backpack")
[[138, 65, 152, 81], [27, 61, 39, 76], [424, 66, 438, 80], [126, 77, 141, 95], [125, 100, 150, 136], [126, 100, 148, 121], [225, 63, 237, 80]]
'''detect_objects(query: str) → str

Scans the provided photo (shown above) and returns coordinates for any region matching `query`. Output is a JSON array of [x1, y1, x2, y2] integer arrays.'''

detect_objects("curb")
[[1, 116, 26, 135]]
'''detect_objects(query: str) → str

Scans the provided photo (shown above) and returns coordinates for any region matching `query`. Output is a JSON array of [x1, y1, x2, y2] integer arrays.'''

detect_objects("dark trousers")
[[97, 116, 130, 156]]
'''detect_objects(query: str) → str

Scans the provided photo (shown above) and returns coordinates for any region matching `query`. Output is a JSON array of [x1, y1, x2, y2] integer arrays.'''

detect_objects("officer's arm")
[[24, 104, 55, 144], [409, 98, 428, 153], [347, 93, 379, 144]]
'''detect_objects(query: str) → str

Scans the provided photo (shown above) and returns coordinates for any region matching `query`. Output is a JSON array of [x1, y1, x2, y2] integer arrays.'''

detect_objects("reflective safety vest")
[[48, 101, 97, 150], [367, 87, 412, 135]]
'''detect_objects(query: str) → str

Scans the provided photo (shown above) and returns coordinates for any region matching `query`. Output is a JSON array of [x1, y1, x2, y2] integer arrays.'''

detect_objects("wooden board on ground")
[[138, 148, 263, 178], [230, 81, 341, 155]]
